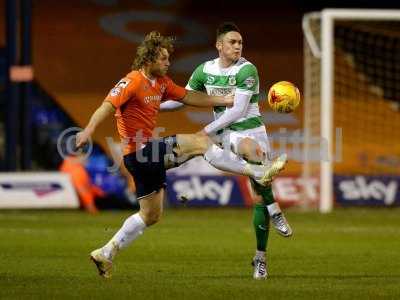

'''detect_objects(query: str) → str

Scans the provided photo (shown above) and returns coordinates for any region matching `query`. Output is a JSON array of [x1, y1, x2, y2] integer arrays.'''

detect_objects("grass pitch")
[[0, 208, 399, 299]]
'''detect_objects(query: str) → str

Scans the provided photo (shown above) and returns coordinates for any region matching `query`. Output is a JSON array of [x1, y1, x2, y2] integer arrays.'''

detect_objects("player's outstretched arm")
[[201, 92, 251, 135], [160, 100, 185, 112], [182, 90, 233, 107], [76, 102, 115, 148]]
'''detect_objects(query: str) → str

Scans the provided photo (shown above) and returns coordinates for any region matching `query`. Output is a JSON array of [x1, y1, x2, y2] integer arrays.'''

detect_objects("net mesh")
[[334, 20, 400, 175], [303, 17, 400, 207]]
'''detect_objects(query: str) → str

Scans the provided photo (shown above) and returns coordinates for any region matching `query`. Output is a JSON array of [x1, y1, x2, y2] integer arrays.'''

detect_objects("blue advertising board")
[[166, 175, 252, 207], [334, 175, 400, 206]]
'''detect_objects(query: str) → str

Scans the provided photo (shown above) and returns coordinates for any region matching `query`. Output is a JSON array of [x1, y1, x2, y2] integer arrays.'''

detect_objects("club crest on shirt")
[[228, 76, 236, 86], [160, 83, 167, 94]]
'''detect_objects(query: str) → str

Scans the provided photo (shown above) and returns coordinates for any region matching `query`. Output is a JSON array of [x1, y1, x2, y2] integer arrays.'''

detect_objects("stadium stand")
[[30, 1, 304, 175]]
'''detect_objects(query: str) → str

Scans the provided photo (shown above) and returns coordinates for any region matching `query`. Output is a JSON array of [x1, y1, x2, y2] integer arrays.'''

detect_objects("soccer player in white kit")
[[161, 22, 292, 280]]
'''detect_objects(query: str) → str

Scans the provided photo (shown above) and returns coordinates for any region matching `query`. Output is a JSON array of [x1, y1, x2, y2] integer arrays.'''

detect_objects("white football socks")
[[266, 202, 281, 216], [102, 213, 146, 260], [204, 144, 264, 180]]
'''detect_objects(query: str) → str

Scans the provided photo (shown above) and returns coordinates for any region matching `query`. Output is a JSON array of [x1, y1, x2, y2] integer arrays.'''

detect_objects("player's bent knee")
[[139, 202, 163, 226], [140, 209, 162, 226], [237, 138, 265, 163], [147, 213, 162, 226]]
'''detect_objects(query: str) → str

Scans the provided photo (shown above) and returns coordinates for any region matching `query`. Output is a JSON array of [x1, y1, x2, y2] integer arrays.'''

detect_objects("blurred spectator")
[[60, 154, 105, 214]]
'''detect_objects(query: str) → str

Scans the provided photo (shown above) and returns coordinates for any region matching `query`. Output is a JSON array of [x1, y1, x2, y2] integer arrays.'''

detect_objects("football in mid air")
[[267, 81, 301, 113]]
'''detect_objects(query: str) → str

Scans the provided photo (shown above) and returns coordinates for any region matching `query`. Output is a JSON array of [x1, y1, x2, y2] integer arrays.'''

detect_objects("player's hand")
[[75, 129, 91, 149]]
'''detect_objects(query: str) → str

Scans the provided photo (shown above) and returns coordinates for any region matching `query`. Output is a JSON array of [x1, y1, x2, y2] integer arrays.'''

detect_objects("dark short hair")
[[132, 31, 174, 70], [216, 22, 240, 40]]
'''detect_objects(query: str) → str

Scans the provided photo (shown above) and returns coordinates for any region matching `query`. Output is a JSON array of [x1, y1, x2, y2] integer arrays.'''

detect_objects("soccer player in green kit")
[[161, 22, 292, 279]]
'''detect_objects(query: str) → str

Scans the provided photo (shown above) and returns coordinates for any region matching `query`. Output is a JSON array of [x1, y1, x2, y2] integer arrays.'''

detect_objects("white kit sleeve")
[[204, 91, 252, 134], [159, 100, 185, 111]]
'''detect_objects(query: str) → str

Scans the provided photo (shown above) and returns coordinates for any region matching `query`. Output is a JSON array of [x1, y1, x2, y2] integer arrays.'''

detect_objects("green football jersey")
[[186, 57, 263, 131]]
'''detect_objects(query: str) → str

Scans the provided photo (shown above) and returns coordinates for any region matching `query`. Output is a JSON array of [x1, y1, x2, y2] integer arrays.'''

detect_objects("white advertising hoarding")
[[0, 172, 79, 209]]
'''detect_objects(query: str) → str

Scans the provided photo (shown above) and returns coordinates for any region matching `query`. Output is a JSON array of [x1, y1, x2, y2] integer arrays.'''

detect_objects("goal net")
[[302, 9, 400, 212]]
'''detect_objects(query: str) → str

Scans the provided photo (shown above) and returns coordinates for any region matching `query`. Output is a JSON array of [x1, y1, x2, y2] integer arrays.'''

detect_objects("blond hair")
[[132, 31, 174, 70]]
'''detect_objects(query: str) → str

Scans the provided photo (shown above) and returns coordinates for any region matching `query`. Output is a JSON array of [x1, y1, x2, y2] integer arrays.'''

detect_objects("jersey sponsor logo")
[[207, 86, 235, 97], [228, 76, 236, 86], [144, 95, 162, 104], [244, 76, 256, 88], [116, 78, 131, 88], [206, 75, 215, 84], [110, 87, 122, 97]]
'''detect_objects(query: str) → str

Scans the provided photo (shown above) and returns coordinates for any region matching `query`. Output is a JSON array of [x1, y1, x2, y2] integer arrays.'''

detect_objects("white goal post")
[[302, 9, 400, 213]]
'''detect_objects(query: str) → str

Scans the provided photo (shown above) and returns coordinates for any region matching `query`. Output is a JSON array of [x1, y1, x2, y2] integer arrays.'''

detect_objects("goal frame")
[[303, 9, 400, 213]]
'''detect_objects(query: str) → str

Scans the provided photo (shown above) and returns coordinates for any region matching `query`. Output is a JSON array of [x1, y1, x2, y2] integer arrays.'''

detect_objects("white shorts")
[[218, 126, 272, 163]]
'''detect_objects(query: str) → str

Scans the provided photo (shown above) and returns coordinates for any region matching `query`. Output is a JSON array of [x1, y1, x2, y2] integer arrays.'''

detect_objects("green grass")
[[0, 208, 399, 299]]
